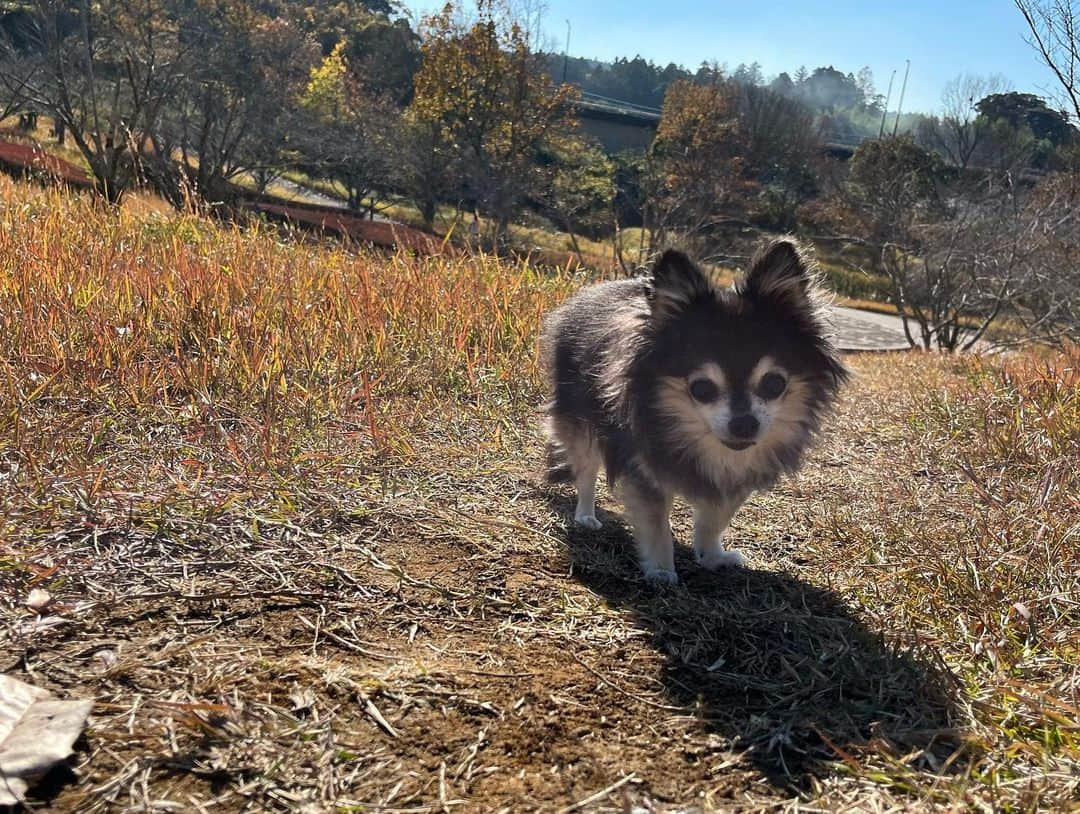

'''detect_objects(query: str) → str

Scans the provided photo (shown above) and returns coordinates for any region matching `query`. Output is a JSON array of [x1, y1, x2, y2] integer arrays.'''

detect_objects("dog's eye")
[[688, 379, 719, 403], [757, 372, 787, 400]]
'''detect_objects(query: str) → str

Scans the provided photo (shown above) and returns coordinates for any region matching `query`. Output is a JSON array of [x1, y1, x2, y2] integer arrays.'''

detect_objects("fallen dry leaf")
[[289, 687, 317, 713], [0, 674, 93, 805], [25, 589, 53, 613]]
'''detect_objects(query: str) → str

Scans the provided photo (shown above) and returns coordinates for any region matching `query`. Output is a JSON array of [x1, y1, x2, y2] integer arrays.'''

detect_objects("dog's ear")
[[740, 239, 814, 312], [647, 249, 712, 318]]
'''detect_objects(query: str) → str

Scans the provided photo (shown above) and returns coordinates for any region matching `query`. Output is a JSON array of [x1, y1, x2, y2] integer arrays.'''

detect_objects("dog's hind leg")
[[692, 493, 749, 570], [572, 458, 602, 530], [546, 414, 603, 529], [621, 478, 676, 585]]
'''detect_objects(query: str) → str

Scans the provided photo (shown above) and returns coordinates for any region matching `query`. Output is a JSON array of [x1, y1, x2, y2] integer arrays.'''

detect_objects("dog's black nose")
[[729, 414, 760, 439]]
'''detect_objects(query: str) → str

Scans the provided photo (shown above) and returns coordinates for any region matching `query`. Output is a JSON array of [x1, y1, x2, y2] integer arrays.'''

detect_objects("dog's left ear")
[[647, 249, 712, 318], [740, 239, 814, 312]]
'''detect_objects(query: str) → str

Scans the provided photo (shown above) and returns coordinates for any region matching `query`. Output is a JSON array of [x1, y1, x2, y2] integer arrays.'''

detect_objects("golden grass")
[[809, 350, 1079, 807], [0, 176, 575, 445], [1, 177, 1077, 812]]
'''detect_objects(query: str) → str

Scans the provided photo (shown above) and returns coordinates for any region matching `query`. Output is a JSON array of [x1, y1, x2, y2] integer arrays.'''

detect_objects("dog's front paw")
[[697, 549, 747, 570], [574, 512, 602, 530], [643, 566, 679, 586]]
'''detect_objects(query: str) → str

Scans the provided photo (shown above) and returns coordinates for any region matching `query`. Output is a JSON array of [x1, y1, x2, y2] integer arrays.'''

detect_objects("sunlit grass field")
[[1, 177, 1076, 811]]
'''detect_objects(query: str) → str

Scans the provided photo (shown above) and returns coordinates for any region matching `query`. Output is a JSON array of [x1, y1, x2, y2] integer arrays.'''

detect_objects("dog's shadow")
[[541, 489, 968, 789]]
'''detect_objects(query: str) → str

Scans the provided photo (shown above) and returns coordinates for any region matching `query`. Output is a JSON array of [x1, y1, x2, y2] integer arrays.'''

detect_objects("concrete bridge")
[[574, 92, 660, 152]]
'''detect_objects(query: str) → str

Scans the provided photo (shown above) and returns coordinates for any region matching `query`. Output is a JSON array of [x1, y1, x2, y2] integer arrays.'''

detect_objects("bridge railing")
[[575, 91, 662, 120]]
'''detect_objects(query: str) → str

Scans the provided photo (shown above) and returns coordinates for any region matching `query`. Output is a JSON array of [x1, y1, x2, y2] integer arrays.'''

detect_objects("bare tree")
[[882, 180, 1024, 350], [1015, 0, 1080, 122], [920, 74, 1012, 169], [1014, 169, 1080, 340], [158, 15, 318, 209], [0, 73, 28, 124], [0, 0, 194, 203], [843, 134, 1078, 350], [0, 14, 38, 125], [735, 82, 819, 228]]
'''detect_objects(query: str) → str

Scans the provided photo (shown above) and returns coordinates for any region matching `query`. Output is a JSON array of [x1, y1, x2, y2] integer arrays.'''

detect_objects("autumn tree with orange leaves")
[[646, 78, 743, 252], [410, 1, 578, 241]]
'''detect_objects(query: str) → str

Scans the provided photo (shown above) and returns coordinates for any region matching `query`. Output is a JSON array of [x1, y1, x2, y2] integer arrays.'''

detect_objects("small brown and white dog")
[[540, 240, 847, 584]]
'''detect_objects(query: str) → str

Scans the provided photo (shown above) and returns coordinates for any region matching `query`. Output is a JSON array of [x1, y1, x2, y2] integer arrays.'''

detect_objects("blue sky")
[[404, 1, 1064, 115]]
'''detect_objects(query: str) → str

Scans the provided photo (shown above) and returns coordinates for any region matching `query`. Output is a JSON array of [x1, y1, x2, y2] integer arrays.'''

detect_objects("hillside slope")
[[1, 178, 1076, 812]]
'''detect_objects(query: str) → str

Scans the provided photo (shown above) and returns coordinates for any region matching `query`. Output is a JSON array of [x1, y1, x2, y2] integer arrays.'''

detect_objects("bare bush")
[[883, 170, 1080, 350], [849, 134, 1078, 349]]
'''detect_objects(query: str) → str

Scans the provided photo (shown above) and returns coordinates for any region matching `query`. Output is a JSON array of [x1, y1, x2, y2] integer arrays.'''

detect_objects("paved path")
[[830, 306, 913, 351], [271, 178, 395, 224], [273, 177, 348, 209]]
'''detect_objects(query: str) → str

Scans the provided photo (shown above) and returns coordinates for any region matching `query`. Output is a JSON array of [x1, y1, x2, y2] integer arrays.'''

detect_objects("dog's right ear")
[[647, 250, 712, 318]]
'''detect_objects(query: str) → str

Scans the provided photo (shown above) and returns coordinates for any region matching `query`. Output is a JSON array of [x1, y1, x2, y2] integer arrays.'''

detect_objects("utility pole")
[[892, 59, 911, 137], [879, 69, 896, 138], [562, 19, 571, 84]]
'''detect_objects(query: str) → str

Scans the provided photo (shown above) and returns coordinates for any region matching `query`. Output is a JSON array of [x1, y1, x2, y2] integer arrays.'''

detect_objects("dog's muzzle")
[[725, 414, 759, 449]]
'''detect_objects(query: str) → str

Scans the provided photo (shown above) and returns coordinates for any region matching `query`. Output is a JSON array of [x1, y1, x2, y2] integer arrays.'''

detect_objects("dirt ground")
[[0, 355, 1030, 812]]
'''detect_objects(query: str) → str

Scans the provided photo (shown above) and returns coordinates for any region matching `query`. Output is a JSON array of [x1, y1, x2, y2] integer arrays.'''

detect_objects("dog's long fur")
[[540, 239, 848, 583]]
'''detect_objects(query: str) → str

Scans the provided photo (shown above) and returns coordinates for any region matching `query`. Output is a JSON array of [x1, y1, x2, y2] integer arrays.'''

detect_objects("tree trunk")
[[564, 218, 585, 267], [421, 199, 437, 230], [95, 175, 125, 205]]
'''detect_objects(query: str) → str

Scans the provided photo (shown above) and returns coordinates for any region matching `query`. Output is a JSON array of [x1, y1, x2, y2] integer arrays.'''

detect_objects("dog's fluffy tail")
[[545, 441, 574, 483]]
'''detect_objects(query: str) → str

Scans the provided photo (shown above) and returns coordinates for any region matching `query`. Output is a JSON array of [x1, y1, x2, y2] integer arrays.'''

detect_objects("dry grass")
[[1, 177, 1077, 812]]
